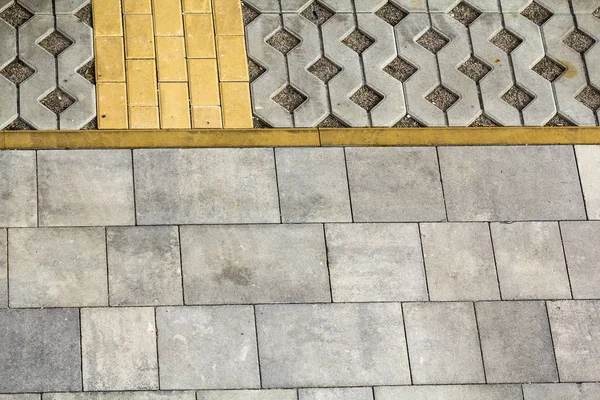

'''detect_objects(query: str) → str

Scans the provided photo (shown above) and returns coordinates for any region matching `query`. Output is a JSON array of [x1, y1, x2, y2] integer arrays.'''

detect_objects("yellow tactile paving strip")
[[93, 0, 252, 129]]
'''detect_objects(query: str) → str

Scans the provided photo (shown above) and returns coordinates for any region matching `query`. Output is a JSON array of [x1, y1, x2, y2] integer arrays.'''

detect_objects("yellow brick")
[[220, 82, 252, 128], [156, 37, 188, 81], [92, 0, 122, 36], [153, 0, 183, 36], [123, 0, 152, 13], [213, 0, 243, 35], [217, 36, 249, 82], [127, 60, 158, 106], [192, 106, 222, 128], [129, 107, 160, 128], [188, 59, 220, 106], [125, 15, 155, 59], [97, 83, 128, 129], [95, 37, 125, 82], [183, 0, 211, 12], [159, 83, 191, 128], [184, 14, 216, 58]]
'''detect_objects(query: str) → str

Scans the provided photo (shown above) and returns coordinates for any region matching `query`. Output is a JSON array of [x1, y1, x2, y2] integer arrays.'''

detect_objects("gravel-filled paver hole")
[[318, 115, 348, 127], [350, 86, 383, 112], [300, 1, 334, 26], [77, 60, 96, 84], [81, 118, 98, 130], [248, 58, 265, 82], [458, 56, 491, 82], [449, 2, 481, 27], [40, 89, 76, 115], [394, 115, 424, 127], [4, 117, 34, 130], [426, 86, 459, 111], [545, 114, 574, 126], [0, 58, 35, 86], [521, 1, 553, 26], [242, 2, 260, 26], [470, 114, 498, 126], [384, 57, 417, 82], [308, 57, 341, 83], [502, 86, 534, 110], [253, 117, 272, 128], [563, 29, 596, 53], [416, 29, 449, 54], [532, 56, 565, 82], [267, 29, 300, 55], [74, 3, 93, 27], [490, 29, 522, 54], [0, 2, 33, 28], [39, 31, 73, 57], [594, 7, 600, 19], [273, 85, 307, 112], [375, 2, 407, 26], [576, 86, 600, 111], [342, 30, 374, 54]]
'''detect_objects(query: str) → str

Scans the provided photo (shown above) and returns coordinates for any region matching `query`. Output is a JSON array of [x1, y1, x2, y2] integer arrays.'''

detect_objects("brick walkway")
[[1, 145, 600, 397]]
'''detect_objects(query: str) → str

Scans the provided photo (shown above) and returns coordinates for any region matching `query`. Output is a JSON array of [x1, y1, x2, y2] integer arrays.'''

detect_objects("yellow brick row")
[[123, 0, 152, 14], [153, 0, 183, 36]]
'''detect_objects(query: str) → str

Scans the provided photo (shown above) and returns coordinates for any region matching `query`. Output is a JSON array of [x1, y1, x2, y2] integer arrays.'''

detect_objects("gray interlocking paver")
[[38, 150, 134, 226], [281, 0, 352, 13], [180, 224, 330, 304], [8, 227, 107, 307], [0, 18, 17, 129], [133, 149, 279, 225], [345, 147, 445, 222], [500, 0, 570, 14], [55, 0, 89, 14], [355, 0, 427, 13], [197, 391, 297, 400], [576, 146, 600, 219], [243, 0, 280, 13], [275, 147, 351, 222], [44, 393, 195, 400], [572, 0, 600, 13], [420, 223, 500, 301], [560, 222, 600, 299], [404, 302, 485, 384], [325, 223, 427, 302], [107, 226, 183, 306], [438, 146, 586, 221], [0, 308, 81, 392], [491, 222, 571, 300], [19, 0, 52, 14], [548, 300, 600, 382], [299, 388, 373, 400], [476, 301, 558, 383], [576, 15, 600, 123], [156, 306, 260, 390], [81, 307, 158, 391], [256, 303, 411, 387], [523, 383, 600, 400], [0, 229, 5, 308], [429, 0, 499, 12], [0, 395, 41, 400], [375, 385, 523, 400], [0, 151, 37, 227]]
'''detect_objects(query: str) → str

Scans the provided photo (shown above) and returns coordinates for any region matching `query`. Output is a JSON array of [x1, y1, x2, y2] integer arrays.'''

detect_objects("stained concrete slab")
[[375, 385, 523, 400], [560, 221, 600, 299], [0, 151, 37, 227]]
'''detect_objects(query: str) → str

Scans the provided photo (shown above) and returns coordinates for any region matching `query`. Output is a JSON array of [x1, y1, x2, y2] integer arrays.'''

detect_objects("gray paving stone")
[[81, 307, 158, 391], [345, 147, 445, 222], [19, 0, 53, 14], [572, 0, 600, 13], [0, 308, 81, 392], [180, 224, 330, 304], [438, 146, 586, 221], [429, 0, 499, 12], [0, 19, 17, 129], [38, 150, 135, 227], [281, 0, 352, 12], [576, 16, 600, 123], [547, 300, 600, 382], [134, 149, 279, 225], [355, 0, 427, 13], [0, 229, 5, 308], [476, 301, 558, 383], [375, 385, 523, 400], [403, 302, 485, 384], [523, 383, 600, 400], [156, 306, 260, 389], [491, 222, 571, 300], [107, 226, 183, 306], [299, 388, 373, 400], [325, 223, 427, 302], [560, 222, 600, 299], [275, 148, 352, 223], [0, 395, 41, 400], [44, 393, 195, 400], [243, 0, 280, 13], [500, 0, 570, 14], [0, 151, 37, 227], [8, 227, 107, 307], [55, 0, 89, 13], [256, 303, 411, 387], [575, 146, 600, 219], [197, 391, 296, 400]]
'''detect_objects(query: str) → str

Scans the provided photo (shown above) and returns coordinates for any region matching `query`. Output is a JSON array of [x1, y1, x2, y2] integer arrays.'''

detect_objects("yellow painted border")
[[2, 127, 600, 149]]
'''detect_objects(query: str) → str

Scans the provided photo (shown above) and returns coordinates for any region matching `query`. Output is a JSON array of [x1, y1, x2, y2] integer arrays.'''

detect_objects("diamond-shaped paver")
[[521, 1, 553, 26], [39, 30, 74, 56], [490, 29, 523, 54], [470, 114, 498, 126], [449, 1, 481, 27], [242, 2, 260, 26], [300, 1, 334, 26], [576, 86, 600, 111], [563, 29, 596, 54], [273, 85, 307, 112], [0, 2, 33, 28], [502, 86, 534, 110], [0, 58, 35, 86], [532, 56, 565, 82], [545, 114, 574, 126], [458, 56, 491, 82], [375, 2, 407, 26], [426, 86, 458, 111], [308, 57, 341, 83], [350, 86, 383, 112], [416, 28, 449, 54], [266, 29, 300, 55], [384, 57, 417, 82], [342, 29, 374, 54], [40, 88, 76, 115]]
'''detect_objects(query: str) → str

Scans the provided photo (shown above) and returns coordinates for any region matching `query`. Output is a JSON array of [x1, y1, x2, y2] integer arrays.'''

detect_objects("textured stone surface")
[[0, 229, 5, 308], [44, 393, 195, 400], [298, 388, 373, 400], [376, 385, 523, 400], [523, 383, 600, 399], [560, 221, 600, 299], [0, 151, 37, 227], [197, 391, 296, 400], [575, 146, 600, 219]]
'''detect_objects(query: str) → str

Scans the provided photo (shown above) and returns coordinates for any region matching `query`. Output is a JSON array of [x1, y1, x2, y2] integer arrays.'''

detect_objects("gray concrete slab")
[[560, 222, 600, 299], [439, 146, 586, 221], [156, 306, 260, 389], [255, 303, 411, 387], [325, 223, 427, 302], [299, 388, 373, 400], [38, 150, 134, 227], [0, 151, 37, 227], [43, 393, 195, 400], [133, 149, 279, 225], [523, 383, 600, 400], [81, 307, 158, 391], [0, 308, 81, 392], [180, 224, 330, 304], [107, 226, 183, 306], [197, 391, 297, 400], [0, 395, 41, 400], [8, 227, 107, 307], [345, 147, 445, 222], [375, 385, 523, 400], [575, 146, 600, 219], [476, 301, 558, 383], [0, 229, 5, 308]]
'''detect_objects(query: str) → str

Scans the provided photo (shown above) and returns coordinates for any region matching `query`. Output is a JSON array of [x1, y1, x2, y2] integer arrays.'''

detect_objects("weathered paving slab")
[[375, 385, 523, 400], [523, 383, 600, 400], [575, 146, 600, 219], [197, 391, 296, 400], [43, 393, 195, 400], [298, 388, 373, 400], [0, 229, 5, 308], [560, 221, 600, 299], [0, 151, 37, 227]]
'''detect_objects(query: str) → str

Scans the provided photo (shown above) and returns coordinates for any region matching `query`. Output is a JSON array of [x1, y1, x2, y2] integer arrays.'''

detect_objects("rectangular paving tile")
[[183, 0, 211, 12], [523, 383, 600, 399], [212, 0, 244, 35], [122, 0, 152, 14], [156, 306, 259, 389], [0, 308, 81, 392], [345, 147, 445, 222], [192, 106, 223, 128], [560, 222, 600, 299], [420, 222, 500, 301], [9, 227, 107, 307], [197, 391, 297, 400], [375, 385, 523, 400], [403, 302, 485, 384], [275, 148, 352, 223], [0, 395, 41, 400], [575, 146, 600, 219], [92, 0, 123, 35], [188, 59, 220, 106], [95, 37, 126, 82], [216, 36, 249, 81], [476, 301, 558, 383], [97, 83, 129, 129], [548, 300, 600, 382], [152, 0, 183, 35], [439, 146, 586, 221], [0, 229, 5, 308], [220, 82, 253, 128], [491, 222, 571, 300], [255, 303, 410, 387], [156, 37, 188, 82], [0, 151, 37, 227], [180, 224, 330, 304], [38, 150, 135, 226], [133, 149, 279, 224], [107, 226, 183, 306], [158, 83, 191, 128], [81, 308, 158, 391], [124, 14, 155, 59], [325, 223, 427, 302], [129, 107, 160, 129], [127, 59, 158, 107], [44, 393, 195, 400], [299, 389, 372, 400], [184, 14, 216, 58]]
